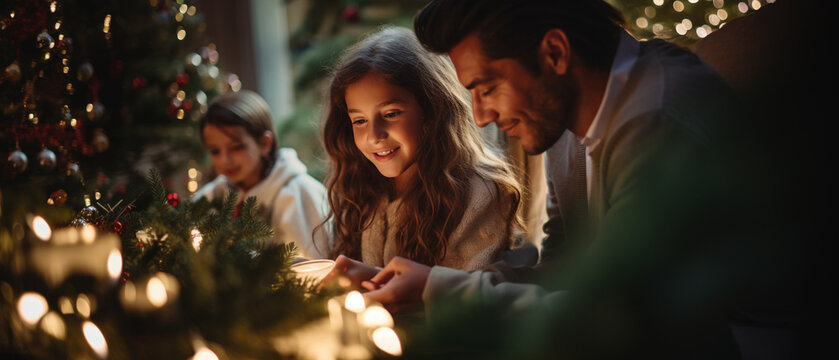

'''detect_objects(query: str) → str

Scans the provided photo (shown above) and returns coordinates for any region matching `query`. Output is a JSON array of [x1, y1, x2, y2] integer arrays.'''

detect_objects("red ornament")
[[342, 4, 359, 23], [182, 99, 193, 111], [166, 193, 180, 207], [121, 271, 130, 283], [112, 221, 123, 235], [132, 77, 148, 89], [175, 73, 190, 86]]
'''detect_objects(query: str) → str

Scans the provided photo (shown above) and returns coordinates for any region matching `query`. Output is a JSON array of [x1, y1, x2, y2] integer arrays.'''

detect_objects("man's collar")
[[581, 30, 640, 152]]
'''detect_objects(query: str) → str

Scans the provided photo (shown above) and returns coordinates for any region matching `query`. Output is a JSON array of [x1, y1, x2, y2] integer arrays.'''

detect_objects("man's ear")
[[260, 131, 274, 155], [539, 28, 571, 75]]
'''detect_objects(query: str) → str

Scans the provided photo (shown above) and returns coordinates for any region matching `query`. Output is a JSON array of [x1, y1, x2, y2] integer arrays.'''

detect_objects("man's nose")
[[473, 97, 498, 128]]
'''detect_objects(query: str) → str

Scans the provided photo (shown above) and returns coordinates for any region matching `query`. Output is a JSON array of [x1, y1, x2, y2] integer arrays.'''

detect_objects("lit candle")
[[28, 226, 121, 287], [290, 259, 336, 284]]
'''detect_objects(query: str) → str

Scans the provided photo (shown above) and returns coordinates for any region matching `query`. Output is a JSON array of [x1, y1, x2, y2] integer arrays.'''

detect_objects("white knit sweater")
[[192, 148, 331, 259], [360, 175, 513, 271]]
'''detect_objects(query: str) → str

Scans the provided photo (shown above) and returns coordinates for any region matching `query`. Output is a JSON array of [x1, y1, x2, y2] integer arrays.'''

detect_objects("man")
[[347, 0, 795, 357]]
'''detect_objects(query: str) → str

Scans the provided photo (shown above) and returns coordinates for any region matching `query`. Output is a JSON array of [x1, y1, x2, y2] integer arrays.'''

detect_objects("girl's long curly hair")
[[321, 26, 521, 266]]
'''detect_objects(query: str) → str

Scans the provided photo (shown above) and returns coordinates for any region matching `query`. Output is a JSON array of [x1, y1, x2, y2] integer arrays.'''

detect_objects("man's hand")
[[319, 255, 380, 291], [361, 256, 431, 313]]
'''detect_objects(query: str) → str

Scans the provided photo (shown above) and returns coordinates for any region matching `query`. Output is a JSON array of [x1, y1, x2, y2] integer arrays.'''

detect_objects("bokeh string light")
[[618, 0, 774, 42]]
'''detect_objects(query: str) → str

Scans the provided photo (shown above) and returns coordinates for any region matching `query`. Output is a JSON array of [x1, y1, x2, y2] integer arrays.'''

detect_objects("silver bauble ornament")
[[37, 148, 57, 171], [36, 30, 55, 49], [93, 129, 109, 153], [76, 62, 94, 82], [4, 63, 22, 83], [86, 102, 105, 121], [66, 162, 80, 177], [77, 205, 99, 222], [7, 150, 28, 173], [69, 217, 87, 227]]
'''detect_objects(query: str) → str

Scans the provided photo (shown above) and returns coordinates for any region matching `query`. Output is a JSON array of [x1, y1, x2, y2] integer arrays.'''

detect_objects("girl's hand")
[[361, 256, 431, 314], [319, 255, 380, 291]]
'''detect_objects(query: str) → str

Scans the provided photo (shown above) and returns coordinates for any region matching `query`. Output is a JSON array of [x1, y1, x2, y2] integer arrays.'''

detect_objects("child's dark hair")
[[200, 90, 278, 178]]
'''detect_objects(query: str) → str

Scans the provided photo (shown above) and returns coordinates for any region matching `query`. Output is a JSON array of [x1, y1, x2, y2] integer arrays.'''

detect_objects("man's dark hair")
[[414, 0, 625, 74]]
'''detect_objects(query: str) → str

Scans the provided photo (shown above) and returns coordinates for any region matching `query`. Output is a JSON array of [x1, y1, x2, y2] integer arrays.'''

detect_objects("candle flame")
[[17, 292, 48, 326], [192, 347, 219, 360], [107, 249, 122, 280], [344, 291, 365, 313], [32, 216, 51, 241], [40, 311, 66, 340], [361, 305, 394, 328], [147, 276, 168, 307], [83, 321, 109, 358], [76, 294, 92, 318], [372, 327, 402, 356]]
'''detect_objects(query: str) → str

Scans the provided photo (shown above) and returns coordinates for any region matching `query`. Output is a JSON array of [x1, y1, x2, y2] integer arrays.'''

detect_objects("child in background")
[[193, 90, 330, 259], [320, 26, 522, 280]]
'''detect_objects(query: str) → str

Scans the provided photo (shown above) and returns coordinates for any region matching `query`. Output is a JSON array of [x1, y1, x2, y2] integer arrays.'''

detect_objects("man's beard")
[[522, 72, 577, 155]]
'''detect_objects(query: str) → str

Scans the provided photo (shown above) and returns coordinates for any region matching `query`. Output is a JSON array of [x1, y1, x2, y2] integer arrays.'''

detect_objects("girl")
[[321, 26, 522, 272], [194, 90, 330, 259]]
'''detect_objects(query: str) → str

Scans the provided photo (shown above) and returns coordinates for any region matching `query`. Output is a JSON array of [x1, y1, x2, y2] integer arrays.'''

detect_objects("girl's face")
[[203, 124, 271, 191], [345, 72, 423, 192]]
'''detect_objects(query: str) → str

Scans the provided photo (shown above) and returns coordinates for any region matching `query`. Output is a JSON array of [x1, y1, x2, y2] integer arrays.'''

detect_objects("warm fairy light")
[[55, 20, 61, 30], [59, 296, 74, 314], [146, 276, 168, 307], [675, 23, 687, 35], [175, 13, 184, 22], [207, 65, 219, 78], [738, 2, 749, 13], [76, 293, 91, 318], [636, 17, 649, 28], [714, 0, 725, 8], [50, 2, 57, 13], [644, 6, 656, 17], [709, 13, 721, 26], [10, 11, 14, 18], [81, 224, 96, 244], [688, 0, 699, 3], [697, 26, 710, 38], [44, 52, 51, 60], [681, 19, 692, 30], [187, 6, 197, 16], [70, 118, 77, 127], [361, 305, 394, 328], [63, 66, 69, 74], [196, 91, 208, 105], [176, 90, 186, 101], [344, 291, 366, 313], [191, 228, 203, 251], [673, 1, 684, 12], [653, 0, 664, 6], [179, 4, 188, 14], [192, 347, 219, 360], [83, 321, 109, 359], [372, 327, 402, 356], [103, 14, 111, 33], [95, 191, 101, 200], [107, 249, 122, 280], [751, 0, 762, 10], [86, 103, 94, 113], [188, 180, 199, 192], [188, 168, 198, 179], [718, 9, 729, 20], [177, 28, 187, 40], [652, 23, 664, 35], [17, 292, 48, 326], [32, 216, 52, 241], [41, 311, 66, 340]]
